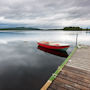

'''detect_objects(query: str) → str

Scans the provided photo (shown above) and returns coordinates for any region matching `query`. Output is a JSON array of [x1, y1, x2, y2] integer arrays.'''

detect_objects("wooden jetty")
[[41, 46, 90, 90]]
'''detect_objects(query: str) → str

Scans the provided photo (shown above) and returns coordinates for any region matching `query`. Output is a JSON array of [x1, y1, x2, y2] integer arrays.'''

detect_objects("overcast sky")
[[0, 0, 90, 29]]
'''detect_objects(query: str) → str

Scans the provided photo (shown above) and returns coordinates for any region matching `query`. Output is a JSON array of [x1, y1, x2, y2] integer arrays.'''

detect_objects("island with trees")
[[63, 27, 90, 31], [46, 27, 90, 31]]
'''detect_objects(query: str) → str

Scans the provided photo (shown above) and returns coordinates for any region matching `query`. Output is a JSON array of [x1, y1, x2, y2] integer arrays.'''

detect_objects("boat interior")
[[39, 41, 69, 46]]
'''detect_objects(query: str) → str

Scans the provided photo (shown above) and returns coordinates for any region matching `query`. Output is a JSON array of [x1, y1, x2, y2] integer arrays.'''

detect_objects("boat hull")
[[38, 42, 70, 51], [38, 46, 68, 58]]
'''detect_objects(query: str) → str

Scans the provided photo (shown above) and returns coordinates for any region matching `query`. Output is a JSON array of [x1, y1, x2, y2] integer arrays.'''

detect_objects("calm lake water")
[[0, 30, 90, 90]]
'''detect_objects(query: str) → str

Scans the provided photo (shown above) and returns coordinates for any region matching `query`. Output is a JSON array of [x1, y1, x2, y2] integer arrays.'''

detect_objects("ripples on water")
[[0, 30, 90, 90]]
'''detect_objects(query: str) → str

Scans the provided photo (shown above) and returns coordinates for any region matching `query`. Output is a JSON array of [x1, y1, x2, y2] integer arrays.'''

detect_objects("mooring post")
[[76, 33, 78, 47]]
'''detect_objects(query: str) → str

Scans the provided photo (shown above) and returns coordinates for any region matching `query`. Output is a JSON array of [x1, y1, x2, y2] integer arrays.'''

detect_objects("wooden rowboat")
[[37, 41, 70, 51], [38, 46, 68, 58]]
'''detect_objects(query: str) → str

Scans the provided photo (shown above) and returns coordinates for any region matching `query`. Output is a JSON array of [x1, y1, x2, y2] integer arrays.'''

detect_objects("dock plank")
[[48, 83, 66, 90], [48, 46, 90, 90], [64, 66, 90, 77], [56, 76, 89, 90], [53, 79, 78, 90], [59, 71, 90, 88], [61, 68, 90, 83]]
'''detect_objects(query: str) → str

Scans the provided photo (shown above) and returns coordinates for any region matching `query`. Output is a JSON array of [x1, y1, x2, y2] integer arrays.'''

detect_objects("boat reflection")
[[38, 46, 69, 58]]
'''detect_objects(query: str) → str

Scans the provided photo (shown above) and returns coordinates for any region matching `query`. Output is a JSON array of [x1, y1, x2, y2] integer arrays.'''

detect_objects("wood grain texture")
[[48, 66, 90, 90]]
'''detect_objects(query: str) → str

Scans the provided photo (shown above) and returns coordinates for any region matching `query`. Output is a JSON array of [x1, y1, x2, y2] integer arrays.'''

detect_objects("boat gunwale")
[[38, 42, 70, 47]]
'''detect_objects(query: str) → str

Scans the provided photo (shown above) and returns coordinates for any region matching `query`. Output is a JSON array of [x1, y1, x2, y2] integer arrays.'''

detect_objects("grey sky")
[[0, 0, 90, 28]]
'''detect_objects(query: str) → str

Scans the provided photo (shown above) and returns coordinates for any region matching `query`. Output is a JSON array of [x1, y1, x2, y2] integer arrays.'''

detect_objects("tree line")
[[63, 27, 90, 31]]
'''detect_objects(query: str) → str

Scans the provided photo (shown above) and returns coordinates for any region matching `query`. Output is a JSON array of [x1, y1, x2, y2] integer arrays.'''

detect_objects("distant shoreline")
[[0, 29, 58, 31], [0, 26, 90, 31], [0, 29, 90, 31]]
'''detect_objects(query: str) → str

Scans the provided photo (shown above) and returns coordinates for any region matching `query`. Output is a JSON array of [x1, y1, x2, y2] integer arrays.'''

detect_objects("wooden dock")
[[42, 46, 90, 90]]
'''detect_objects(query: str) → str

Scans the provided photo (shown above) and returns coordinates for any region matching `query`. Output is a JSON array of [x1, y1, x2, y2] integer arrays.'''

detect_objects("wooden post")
[[76, 33, 78, 47]]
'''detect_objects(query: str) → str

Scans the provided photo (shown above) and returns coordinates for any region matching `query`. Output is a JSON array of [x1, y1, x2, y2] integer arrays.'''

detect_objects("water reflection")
[[38, 46, 68, 58], [0, 31, 90, 45], [0, 31, 90, 90], [0, 41, 66, 90]]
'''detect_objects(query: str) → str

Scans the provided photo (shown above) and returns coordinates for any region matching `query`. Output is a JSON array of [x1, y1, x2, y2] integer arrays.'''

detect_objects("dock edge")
[[41, 47, 77, 90]]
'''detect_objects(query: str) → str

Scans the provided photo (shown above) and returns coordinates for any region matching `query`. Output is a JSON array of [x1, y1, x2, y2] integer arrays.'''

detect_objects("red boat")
[[37, 41, 70, 51], [38, 46, 68, 58]]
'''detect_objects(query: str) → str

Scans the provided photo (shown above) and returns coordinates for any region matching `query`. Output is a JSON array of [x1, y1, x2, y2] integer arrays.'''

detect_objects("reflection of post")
[[76, 33, 78, 47]]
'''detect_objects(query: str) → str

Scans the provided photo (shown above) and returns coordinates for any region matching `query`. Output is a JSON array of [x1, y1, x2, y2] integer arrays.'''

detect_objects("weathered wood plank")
[[53, 79, 79, 90], [48, 87, 55, 90], [58, 72, 90, 88], [60, 69, 90, 84], [56, 77, 89, 90], [47, 66, 90, 90], [48, 83, 66, 90], [64, 65, 90, 77], [47, 47, 90, 90]]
